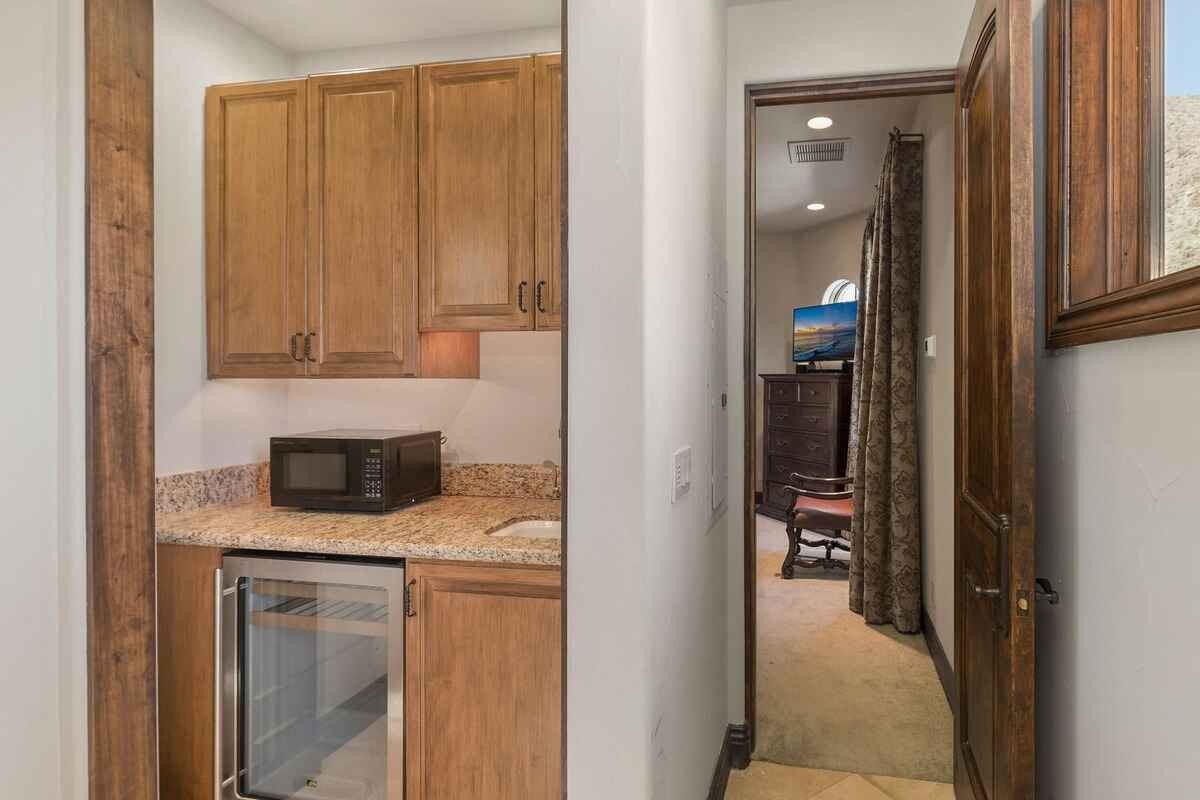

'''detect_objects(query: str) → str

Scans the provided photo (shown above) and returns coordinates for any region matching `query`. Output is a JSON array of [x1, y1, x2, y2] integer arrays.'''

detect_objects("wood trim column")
[[85, 1, 157, 798]]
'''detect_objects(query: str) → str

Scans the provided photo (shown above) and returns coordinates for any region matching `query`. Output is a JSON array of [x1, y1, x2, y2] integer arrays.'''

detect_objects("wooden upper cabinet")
[[205, 80, 307, 377], [419, 57, 536, 331], [405, 561, 560, 800], [534, 53, 563, 330], [307, 69, 419, 376]]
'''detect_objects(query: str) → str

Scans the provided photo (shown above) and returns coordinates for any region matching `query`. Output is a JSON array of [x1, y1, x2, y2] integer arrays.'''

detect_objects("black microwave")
[[270, 429, 441, 512]]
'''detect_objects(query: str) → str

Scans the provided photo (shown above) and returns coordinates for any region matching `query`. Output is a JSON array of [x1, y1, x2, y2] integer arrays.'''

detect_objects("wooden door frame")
[[740, 69, 957, 751], [86, 1, 157, 798]]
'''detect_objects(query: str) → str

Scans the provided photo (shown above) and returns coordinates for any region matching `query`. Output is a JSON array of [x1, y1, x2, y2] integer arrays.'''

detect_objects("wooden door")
[[307, 69, 419, 377], [953, 2, 1037, 799], [419, 57, 535, 331], [205, 79, 307, 377], [405, 561, 560, 800], [534, 53, 563, 330]]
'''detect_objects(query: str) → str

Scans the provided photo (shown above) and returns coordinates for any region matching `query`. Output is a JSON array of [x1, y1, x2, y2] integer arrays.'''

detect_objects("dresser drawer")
[[765, 455, 830, 485], [763, 481, 796, 511], [768, 403, 830, 433], [766, 380, 833, 405], [768, 429, 832, 461]]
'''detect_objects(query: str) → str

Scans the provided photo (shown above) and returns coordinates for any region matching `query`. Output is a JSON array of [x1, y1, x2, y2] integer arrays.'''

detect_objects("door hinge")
[[404, 579, 416, 617]]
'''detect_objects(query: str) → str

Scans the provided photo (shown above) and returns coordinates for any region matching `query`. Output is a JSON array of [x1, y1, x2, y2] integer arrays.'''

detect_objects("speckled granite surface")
[[156, 494, 561, 566], [443, 463, 559, 499], [156, 463, 269, 514]]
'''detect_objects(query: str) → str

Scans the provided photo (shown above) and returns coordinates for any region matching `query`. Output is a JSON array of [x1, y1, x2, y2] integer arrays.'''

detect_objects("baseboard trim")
[[922, 609, 955, 715], [708, 723, 752, 800]]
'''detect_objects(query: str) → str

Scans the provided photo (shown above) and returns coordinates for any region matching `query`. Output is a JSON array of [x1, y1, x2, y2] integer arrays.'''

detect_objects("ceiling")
[[202, 0, 561, 53], [755, 95, 922, 233]]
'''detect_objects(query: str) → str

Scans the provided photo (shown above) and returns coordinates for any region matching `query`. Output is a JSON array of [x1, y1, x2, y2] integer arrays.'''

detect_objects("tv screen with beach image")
[[792, 301, 857, 362]]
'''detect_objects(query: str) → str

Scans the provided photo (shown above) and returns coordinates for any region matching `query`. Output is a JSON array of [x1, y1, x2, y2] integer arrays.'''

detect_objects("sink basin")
[[489, 520, 560, 540]]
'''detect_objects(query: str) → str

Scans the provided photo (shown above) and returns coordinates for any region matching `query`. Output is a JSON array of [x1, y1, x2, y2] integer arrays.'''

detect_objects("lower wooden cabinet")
[[157, 543, 224, 800], [405, 560, 562, 800], [156, 547, 561, 800]]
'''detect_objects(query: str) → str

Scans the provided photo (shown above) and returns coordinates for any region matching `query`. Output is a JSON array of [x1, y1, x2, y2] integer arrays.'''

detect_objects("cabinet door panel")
[[405, 561, 560, 800], [419, 58, 535, 331], [205, 80, 307, 377], [308, 69, 419, 376], [534, 53, 563, 330]]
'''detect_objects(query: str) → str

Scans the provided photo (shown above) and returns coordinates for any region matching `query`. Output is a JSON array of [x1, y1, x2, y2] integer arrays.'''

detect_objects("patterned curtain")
[[846, 130, 924, 633]]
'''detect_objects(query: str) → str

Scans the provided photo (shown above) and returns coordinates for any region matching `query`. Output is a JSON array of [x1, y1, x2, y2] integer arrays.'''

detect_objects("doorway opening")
[[734, 70, 958, 798]]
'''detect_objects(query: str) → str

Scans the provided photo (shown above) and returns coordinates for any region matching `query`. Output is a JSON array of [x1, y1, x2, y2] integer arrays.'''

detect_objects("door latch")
[[1035, 577, 1060, 605]]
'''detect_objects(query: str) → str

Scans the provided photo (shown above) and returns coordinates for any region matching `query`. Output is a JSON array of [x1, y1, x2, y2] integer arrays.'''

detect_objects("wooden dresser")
[[757, 372, 853, 521]]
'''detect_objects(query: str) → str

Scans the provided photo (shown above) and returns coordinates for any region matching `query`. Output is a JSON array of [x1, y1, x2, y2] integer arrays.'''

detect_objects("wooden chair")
[[780, 472, 853, 578]]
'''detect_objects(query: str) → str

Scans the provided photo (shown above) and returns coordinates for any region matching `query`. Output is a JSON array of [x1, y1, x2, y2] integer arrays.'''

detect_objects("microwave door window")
[[239, 577, 390, 800], [284, 452, 349, 493]]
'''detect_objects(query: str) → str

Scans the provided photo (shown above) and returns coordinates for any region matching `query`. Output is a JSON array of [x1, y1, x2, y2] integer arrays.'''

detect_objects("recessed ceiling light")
[[807, 203, 826, 211], [807, 116, 834, 130]]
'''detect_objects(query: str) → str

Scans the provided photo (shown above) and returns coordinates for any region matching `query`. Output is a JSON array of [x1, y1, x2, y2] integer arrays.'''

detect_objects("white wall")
[[753, 217, 863, 486], [724, 0, 974, 723], [1031, 2, 1200, 797], [154, 1, 562, 476], [568, 0, 729, 797], [911, 92, 956, 663], [293, 26, 560, 73], [155, 0, 296, 475], [0, 0, 87, 798]]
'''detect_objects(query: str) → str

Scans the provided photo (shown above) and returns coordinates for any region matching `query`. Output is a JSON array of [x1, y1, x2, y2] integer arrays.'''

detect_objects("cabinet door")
[[205, 80, 307, 377], [534, 53, 563, 330], [419, 58, 535, 331], [307, 69, 419, 377], [405, 561, 560, 800]]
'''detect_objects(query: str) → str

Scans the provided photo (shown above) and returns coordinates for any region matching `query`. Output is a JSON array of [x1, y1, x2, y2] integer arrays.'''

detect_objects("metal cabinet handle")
[[518, 281, 529, 313], [304, 331, 316, 362], [536, 280, 547, 313], [290, 332, 303, 362]]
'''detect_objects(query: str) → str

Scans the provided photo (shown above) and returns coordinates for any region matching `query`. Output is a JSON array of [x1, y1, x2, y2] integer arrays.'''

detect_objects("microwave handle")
[[215, 568, 239, 799]]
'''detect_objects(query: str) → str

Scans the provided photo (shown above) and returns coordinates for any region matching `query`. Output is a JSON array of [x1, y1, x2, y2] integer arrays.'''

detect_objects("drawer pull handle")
[[806, 443, 819, 452]]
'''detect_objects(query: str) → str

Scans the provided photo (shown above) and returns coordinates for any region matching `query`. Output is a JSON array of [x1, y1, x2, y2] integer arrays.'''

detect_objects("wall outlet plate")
[[672, 446, 692, 503], [924, 335, 937, 358]]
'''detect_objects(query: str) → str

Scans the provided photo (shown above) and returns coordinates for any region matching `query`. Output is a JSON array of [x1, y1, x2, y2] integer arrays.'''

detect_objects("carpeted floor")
[[753, 515, 953, 783]]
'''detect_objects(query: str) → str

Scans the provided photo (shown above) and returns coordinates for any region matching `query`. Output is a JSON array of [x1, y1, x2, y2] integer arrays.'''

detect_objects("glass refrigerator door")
[[238, 577, 390, 800]]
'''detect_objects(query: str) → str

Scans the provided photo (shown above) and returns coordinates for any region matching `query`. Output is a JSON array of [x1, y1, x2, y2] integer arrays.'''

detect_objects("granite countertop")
[[156, 494, 561, 566]]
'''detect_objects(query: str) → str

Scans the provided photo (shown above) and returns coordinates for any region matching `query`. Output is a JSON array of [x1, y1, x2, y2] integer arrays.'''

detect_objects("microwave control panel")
[[364, 450, 384, 499]]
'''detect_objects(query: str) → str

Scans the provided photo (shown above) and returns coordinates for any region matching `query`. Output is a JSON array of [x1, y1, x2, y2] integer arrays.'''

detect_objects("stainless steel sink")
[[489, 520, 560, 540]]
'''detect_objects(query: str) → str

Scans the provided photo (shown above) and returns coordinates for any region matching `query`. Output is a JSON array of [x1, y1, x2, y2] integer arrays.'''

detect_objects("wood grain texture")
[[205, 79, 307, 377], [86, 0, 158, 797], [534, 53, 563, 330], [418, 331, 481, 378], [405, 560, 561, 800], [157, 544, 223, 800], [954, 2, 1037, 798], [307, 68, 419, 376], [419, 57, 535, 331], [1046, 0, 1200, 347]]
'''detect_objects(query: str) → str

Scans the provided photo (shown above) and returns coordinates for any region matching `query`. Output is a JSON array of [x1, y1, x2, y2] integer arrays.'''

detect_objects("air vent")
[[787, 138, 850, 164]]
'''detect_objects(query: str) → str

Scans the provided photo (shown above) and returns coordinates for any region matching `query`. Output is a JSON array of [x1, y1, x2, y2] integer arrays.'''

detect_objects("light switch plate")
[[924, 335, 937, 358], [671, 446, 692, 503]]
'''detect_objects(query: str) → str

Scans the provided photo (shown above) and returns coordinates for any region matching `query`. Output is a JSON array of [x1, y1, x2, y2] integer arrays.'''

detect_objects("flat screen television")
[[792, 301, 857, 363]]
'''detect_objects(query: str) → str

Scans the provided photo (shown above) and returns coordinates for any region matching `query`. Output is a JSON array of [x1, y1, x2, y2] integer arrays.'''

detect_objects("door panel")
[[954, 2, 1037, 799], [205, 80, 307, 377], [534, 53, 563, 330], [404, 561, 560, 800], [419, 58, 535, 331], [307, 69, 419, 377]]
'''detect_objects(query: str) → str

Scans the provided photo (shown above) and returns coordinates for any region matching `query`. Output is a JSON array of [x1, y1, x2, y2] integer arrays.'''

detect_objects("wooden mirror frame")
[[1046, 0, 1200, 348]]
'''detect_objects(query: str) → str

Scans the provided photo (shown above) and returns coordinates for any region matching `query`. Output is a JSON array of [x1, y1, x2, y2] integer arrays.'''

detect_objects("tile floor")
[[726, 761, 954, 800]]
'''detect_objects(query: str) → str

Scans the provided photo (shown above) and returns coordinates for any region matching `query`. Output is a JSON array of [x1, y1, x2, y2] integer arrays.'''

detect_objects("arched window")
[[822, 279, 859, 304]]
